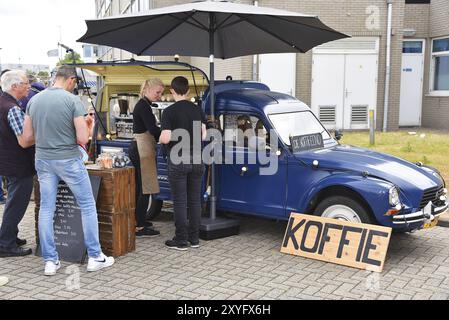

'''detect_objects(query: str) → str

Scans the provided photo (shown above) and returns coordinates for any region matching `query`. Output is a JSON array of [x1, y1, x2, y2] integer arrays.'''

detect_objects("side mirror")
[[335, 130, 344, 141]]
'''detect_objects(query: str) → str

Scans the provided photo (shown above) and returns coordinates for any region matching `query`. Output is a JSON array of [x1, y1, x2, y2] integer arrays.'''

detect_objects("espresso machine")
[[111, 94, 139, 139]]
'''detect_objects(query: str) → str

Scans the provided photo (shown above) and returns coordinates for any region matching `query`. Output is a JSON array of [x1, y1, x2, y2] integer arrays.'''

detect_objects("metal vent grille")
[[314, 37, 378, 54], [317, 38, 377, 51], [319, 105, 336, 124], [420, 186, 445, 210], [351, 105, 368, 124]]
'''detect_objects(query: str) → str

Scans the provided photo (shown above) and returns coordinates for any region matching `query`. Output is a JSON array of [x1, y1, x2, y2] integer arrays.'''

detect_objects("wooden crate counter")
[[88, 167, 136, 257], [33, 167, 136, 258]]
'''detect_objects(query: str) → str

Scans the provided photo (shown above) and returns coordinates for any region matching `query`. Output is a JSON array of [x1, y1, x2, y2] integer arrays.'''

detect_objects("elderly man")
[[25, 66, 114, 276], [0, 69, 11, 205], [0, 70, 35, 257]]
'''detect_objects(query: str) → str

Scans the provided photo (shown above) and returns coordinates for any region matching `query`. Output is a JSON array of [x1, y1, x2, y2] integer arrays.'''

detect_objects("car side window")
[[223, 114, 269, 150]]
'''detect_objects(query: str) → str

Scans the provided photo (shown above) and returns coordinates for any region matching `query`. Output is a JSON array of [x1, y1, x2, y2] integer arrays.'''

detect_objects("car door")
[[217, 114, 287, 218]]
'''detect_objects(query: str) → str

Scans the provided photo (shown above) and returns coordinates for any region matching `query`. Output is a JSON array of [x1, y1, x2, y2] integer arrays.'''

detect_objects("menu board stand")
[[35, 175, 101, 264]]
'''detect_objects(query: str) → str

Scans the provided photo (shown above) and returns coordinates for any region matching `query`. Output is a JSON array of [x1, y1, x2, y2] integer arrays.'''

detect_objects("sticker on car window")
[[290, 133, 324, 152]]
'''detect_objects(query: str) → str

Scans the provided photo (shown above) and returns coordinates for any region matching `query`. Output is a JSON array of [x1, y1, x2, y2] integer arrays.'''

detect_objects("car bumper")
[[392, 202, 449, 225]]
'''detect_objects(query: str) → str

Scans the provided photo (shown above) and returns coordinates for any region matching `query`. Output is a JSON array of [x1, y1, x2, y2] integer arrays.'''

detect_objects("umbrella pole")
[[199, 13, 240, 240], [209, 14, 217, 221]]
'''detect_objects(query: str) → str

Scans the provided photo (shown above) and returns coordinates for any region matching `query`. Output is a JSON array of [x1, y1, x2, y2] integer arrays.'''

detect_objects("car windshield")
[[268, 111, 334, 147]]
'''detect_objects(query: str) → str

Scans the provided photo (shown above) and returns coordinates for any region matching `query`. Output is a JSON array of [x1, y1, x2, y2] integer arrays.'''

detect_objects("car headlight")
[[389, 187, 400, 206]]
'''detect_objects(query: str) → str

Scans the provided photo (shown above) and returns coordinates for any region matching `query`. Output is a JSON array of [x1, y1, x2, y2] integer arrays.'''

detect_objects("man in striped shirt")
[[0, 70, 35, 257], [0, 69, 10, 205]]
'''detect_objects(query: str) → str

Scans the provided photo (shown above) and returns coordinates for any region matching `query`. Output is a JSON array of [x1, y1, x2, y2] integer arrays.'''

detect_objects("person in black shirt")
[[129, 78, 164, 238], [160, 76, 206, 250]]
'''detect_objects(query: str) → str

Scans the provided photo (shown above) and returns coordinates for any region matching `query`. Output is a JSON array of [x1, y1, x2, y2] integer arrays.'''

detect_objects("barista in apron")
[[129, 78, 164, 237]]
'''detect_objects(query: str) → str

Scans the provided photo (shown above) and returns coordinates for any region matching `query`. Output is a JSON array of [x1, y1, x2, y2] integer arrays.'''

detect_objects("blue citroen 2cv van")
[[81, 61, 448, 233], [149, 80, 448, 233]]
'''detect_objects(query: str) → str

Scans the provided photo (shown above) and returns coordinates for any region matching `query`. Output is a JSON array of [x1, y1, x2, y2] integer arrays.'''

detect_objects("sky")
[[0, 0, 96, 69]]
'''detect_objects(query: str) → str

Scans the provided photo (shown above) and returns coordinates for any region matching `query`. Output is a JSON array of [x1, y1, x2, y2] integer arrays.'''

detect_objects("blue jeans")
[[35, 158, 102, 262]]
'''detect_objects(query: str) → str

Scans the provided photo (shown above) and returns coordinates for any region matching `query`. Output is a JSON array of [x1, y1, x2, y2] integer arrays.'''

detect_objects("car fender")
[[297, 174, 394, 225]]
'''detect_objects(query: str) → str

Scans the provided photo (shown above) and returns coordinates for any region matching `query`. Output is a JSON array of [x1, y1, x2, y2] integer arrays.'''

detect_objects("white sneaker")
[[0, 276, 9, 286], [44, 260, 61, 276], [86, 253, 114, 272]]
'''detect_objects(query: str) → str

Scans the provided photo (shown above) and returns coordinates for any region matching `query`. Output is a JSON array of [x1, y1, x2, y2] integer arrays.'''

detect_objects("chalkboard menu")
[[290, 133, 324, 153], [36, 175, 101, 263]]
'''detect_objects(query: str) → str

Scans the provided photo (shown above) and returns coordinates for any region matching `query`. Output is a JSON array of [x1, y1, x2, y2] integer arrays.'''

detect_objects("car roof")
[[204, 87, 310, 115]]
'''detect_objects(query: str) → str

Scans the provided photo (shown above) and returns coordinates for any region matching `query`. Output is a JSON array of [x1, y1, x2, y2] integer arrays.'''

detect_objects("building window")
[[97, 0, 113, 17], [83, 45, 93, 58], [405, 0, 430, 3], [97, 0, 104, 17], [131, 0, 139, 13], [123, 0, 151, 13], [83, 45, 99, 59], [431, 37, 449, 94], [105, 0, 112, 12], [403, 41, 423, 54], [122, 2, 130, 14], [139, 0, 150, 11]]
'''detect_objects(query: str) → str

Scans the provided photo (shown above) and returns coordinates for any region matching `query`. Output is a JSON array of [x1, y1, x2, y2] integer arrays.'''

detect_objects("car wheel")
[[146, 195, 163, 221], [314, 196, 375, 224]]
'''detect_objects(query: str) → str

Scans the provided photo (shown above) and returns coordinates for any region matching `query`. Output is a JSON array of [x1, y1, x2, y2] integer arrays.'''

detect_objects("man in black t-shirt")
[[160, 76, 206, 250]]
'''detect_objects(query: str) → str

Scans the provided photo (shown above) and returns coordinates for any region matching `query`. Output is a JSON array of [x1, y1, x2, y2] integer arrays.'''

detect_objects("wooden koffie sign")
[[281, 213, 392, 272]]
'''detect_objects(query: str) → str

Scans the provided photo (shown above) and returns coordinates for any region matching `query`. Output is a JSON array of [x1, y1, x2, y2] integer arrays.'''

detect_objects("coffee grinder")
[[114, 94, 136, 139]]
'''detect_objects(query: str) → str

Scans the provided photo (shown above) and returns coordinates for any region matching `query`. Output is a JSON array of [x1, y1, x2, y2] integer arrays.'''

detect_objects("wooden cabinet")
[[88, 167, 136, 257]]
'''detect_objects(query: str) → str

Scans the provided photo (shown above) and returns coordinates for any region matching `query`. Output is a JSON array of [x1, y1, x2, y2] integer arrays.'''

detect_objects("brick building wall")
[[92, 0, 448, 131], [421, 0, 449, 130], [189, 0, 406, 131], [430, 0, 449, 37], [257, 0, 405, 131], [404, 4, 429, 38]]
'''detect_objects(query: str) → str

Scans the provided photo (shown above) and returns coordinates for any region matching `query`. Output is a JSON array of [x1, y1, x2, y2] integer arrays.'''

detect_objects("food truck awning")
[[75, 61, 209, 87]]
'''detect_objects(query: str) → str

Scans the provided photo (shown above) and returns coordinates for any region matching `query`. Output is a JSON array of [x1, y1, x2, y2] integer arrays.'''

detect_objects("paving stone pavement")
[[1, 202, 449, 300]]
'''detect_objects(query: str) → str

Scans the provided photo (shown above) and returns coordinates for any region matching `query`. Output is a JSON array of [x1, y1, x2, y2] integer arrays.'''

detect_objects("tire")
[[314, 195, 375, 224], [146, 195, 163, 221]]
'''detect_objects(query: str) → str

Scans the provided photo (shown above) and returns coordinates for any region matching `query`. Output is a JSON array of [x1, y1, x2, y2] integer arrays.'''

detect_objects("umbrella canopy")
[[78, 0, 348, 221], [78, 0, 348, 59]]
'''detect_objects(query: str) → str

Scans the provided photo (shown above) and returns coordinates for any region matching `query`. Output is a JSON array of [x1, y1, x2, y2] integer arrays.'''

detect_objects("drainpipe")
[[382, 0, 393, 132], [252, 1, 259, 81]]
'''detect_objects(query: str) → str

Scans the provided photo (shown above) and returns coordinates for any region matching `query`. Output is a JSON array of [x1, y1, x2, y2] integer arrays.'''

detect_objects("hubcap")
[[321, 205, 362, 223]]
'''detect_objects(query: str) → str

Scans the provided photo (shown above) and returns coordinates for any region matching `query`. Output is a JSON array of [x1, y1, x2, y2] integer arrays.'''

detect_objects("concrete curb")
[[438, 220, 449, 228], [438, 212, 449, 228]]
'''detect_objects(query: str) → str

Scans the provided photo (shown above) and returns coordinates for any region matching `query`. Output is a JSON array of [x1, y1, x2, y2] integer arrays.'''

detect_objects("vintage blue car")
[[80, 61, 447, 233], [151, 81, 448, 232]]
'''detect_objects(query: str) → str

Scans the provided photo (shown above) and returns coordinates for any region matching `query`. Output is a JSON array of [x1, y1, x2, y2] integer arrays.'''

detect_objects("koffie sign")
[[281, 213, 392, 272]]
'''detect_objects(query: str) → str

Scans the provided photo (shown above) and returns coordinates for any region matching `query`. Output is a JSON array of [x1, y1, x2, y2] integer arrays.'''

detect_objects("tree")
[[38, 71, 49, 78], [57, 52, 84, 66], [26, 70, 36, 77]]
